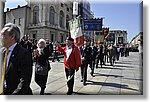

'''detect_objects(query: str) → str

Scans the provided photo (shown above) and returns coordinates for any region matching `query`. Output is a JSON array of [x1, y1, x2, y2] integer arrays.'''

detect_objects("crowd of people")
[[0, 23, 131, 95]]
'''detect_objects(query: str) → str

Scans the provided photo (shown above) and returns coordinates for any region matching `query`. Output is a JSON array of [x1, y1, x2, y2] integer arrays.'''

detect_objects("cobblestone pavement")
[[30, 52, 143, 95]]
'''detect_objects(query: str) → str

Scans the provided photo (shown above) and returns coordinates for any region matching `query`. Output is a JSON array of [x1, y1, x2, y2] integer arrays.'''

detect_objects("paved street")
[[30, 52, 143, 95]]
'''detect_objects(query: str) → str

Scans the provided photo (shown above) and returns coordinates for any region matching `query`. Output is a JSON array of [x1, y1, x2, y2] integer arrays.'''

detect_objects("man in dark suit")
[[80, 39, 92, 85], [0, 23, 33, 95]]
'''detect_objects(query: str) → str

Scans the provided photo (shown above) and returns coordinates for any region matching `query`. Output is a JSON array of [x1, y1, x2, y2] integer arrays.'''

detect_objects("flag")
[[69, 16, 84, 46], [95, 31, 104, 44]]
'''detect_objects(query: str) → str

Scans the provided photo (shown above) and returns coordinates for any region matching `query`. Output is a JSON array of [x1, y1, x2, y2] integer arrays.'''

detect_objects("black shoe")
[[40, 90, 44, 95], [91, 74, 95, 77], [83, 82, 86, 86], [67, 91, 73, 95], [90, 72, 94, 77]]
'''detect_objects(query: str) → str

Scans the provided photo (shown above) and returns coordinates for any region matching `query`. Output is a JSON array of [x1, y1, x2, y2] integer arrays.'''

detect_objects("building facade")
[[77, 0, 93, 40], [5, 0, 73, 43], [27, 0, 73, 42], [109, 30, 128, 45], [130, 32, 143, 48], [5, 5, 31, 38]]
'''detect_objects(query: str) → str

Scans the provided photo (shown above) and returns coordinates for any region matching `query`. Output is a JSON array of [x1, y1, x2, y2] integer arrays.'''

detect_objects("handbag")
[[35, 63, 49, 75]]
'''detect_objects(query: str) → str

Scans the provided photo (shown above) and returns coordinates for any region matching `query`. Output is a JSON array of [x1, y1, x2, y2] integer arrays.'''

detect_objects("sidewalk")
[[30, 52, 143, 95]]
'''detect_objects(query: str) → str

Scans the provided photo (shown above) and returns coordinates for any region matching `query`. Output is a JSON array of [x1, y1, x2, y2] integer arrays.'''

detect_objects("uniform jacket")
[[57, 44, 81, 69]]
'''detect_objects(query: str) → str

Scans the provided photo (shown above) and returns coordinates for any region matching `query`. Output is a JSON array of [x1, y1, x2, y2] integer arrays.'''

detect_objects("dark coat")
[[81, 45, 92, 61], [4, 44, 33, 95], [34, 46, 51, 88]]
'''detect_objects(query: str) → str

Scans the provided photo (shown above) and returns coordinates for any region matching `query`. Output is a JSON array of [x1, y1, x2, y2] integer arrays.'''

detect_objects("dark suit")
[[4, 44, 33, 95], [80, 45, 92, 85]]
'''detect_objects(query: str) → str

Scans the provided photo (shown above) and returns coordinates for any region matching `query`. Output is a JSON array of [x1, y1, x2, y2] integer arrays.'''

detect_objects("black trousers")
[[90, 58, 96, 75], [65, 68, 75, 94], [81, 60, 89, 83]]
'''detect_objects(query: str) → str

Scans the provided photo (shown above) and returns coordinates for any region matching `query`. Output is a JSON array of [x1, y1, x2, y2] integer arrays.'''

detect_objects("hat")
[[66, 37, 74, 42]]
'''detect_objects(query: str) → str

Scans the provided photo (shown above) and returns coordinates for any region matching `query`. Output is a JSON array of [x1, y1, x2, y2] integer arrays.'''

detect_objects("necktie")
[[0, 49, 9, 94]]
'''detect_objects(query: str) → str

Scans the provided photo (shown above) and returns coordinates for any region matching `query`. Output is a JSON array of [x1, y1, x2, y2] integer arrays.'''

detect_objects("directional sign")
[[82, 18, 103, 31]]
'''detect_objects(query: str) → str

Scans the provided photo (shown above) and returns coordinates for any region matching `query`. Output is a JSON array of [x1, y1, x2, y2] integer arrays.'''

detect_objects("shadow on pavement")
[[73, 92, 90, 95], [96, 66, 124, 70], [94, 73, 123, 78], [87, 80, 139, 92]]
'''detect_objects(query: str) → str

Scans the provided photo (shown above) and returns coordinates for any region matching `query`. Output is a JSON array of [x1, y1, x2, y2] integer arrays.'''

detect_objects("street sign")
[[82, 18, 103, 31]]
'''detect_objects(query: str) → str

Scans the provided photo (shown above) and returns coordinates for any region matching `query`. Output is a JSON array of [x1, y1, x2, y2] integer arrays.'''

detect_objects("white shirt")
[[66, 45, 73, 60], [6, 43, 17, 68]]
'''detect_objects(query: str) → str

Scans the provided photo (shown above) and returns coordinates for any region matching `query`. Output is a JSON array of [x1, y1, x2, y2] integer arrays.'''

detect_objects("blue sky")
[[90, 1, 142, 42], [4, 0, 142, 42]]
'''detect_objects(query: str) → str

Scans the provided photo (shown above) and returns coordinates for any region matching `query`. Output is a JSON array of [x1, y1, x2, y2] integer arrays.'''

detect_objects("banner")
[[69, 16, 84, 46], [94, 31, 104, 44]]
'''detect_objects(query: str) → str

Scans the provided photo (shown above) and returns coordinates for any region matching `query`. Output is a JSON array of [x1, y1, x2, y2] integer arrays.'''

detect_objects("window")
[[67, 7, 69, 12], [19, 18, 21, 26], [59, 10, 64, 28], [66, 15, 69, 30], [33, 6, 39, 24], [32, 31, 37, 39], [13, 19, 15, 24], [61, 35, 63, 43], [61, 3, 63, 7], [49, 6, 55, 25], [33, 34, 36, 39], [51, 34, 54, 42]]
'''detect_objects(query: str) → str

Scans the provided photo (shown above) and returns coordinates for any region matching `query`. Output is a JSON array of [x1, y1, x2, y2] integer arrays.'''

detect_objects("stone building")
[[5, 0, 73, 43], [26, 0, 73, 42], [4, 5, 31, 38], [109, 30, 128, 45], [130, 32, 143, 48]]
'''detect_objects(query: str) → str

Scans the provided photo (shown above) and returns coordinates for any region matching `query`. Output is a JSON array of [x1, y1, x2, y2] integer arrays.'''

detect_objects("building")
[[78, 0, 91, 19], [4, 0, 73, 43], [109, 30, 128, 45], [4, 5, 31, 38], [74, 0, 92, 40], [27, 0, 73, 42], [130, 32, 143, 48]]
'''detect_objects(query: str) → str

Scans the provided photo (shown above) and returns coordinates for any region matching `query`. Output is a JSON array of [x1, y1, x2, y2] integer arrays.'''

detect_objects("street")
[[30, 52, 143, 95]]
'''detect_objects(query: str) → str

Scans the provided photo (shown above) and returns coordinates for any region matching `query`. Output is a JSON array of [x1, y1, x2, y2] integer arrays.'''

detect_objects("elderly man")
[[0, 23, 33, 95], [56, 37, 81, 95]]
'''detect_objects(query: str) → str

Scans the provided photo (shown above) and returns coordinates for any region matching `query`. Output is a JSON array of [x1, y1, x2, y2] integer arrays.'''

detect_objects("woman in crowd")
[[33, 39, 51, 95]]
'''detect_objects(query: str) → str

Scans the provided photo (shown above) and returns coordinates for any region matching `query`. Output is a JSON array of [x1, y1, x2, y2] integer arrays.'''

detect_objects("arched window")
[[33, 6, 39, 24], [49, 6, 55, 25], [59, 10, 64, 28], [66, 15, 69, 30]]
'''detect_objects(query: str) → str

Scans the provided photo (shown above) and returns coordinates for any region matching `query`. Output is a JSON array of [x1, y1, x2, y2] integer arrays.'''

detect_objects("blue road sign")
[[82, 19, 103, 31]]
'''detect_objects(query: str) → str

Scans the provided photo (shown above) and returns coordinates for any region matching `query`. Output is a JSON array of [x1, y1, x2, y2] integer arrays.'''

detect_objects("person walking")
[[90, 42, 98, 76], [80, 39, 92, 85], [56, 37, 81, 95], [0, 23, 33, 95], [33, 39, 51, 95]]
